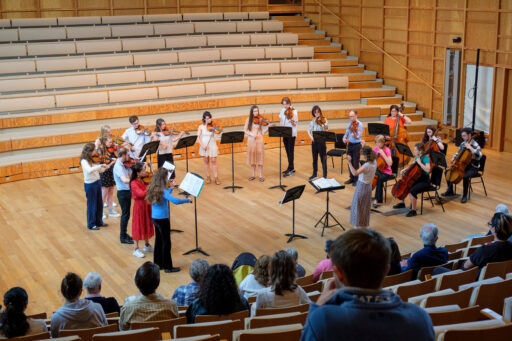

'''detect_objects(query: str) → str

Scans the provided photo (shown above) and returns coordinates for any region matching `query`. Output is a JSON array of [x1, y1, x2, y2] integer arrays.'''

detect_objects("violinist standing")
[[80, 143, 109, 231], [122, 115, 150, 159], [279, 97, 298, 177], [442, 127, 482, 203], [343, 110, 364, 186], [98, 136, 119, 219], [153, 118, 185, 179], [307, 105, 329, 180], [130, 163, 154, 259], [244, 105, 270, 182], [197, 111, 221, 185], [113, 148, 134, 244]]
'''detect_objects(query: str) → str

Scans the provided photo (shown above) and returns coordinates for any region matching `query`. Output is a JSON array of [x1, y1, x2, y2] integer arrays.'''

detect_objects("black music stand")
[[280, 185, 307, 243], [310, 180, 346, 237], [269, 126, 292, 191], [367, 123, 390, 137], [221, 131, 245, 193], [395, 142, 413, 169], [312, 131, 336, 143], [181, 172, 209, 257], [431, 150, 448, 168], [139, 140, 160, 166]]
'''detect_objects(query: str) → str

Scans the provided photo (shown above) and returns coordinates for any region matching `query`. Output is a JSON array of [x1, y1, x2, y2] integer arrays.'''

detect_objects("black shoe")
[[393, 203, 406, 209], [406, 210, 417, 217], [352, 182, 356, 187], [372, 203, 379, 209], [344, 179, 353, 185], [442, 190, 454, 197], [290, 169, 296, 173], [309, 174, 317, 180], [164, 267, 181, 273], [88, 226, 99, 231], [461, 196, 468, 203], [120, 236, 134, 244], [99, 223, 108, 227], [283, 171, 292, 177]]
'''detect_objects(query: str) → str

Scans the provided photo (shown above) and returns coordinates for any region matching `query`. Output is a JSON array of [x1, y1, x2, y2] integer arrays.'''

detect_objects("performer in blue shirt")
[[342, 110, 364, 185]]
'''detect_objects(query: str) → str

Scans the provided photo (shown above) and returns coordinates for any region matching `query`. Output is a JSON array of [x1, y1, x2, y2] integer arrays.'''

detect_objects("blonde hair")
[[99, 125, 111, 140], [375, 135, 385, 144]]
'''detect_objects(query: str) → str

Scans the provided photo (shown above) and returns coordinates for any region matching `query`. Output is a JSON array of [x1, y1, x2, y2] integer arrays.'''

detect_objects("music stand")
[[430, 150, 448, 168], [395, 142, 413, 169], [280, 185, 307, 243], [313, 131, 336, 143], [174, 135, 198, 173], [221, 131, 245, 193], [367, 123, 390, 137], [139, 140, 160, 166], [181, 172, 209, 256], [310, 180, 346, 236], [268, 126, 292, 191]]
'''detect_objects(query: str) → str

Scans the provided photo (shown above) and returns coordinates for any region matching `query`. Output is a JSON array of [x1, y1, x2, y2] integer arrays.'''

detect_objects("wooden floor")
[[0, 142, 511, 315]]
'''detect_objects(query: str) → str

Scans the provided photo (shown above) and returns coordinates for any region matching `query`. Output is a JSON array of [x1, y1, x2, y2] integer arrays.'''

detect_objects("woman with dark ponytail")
[[0, 287, 46, 338]]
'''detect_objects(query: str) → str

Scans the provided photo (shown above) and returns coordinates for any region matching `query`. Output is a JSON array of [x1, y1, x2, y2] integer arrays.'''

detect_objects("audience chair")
[[105, 312, 119, 318], [434, 312, 508, 341], [448, 250, 463, 261], [26, 312, 47, 319], [175, 320, 240, 341], [295, 274, 314, 286], [437, 267, 479, 291], [307, 291, 320, 303], [255, 304, 309, 316], [444, 240, 469, 253], [440, 323, 512, 341], [396, 278, 437, 302], [319, 270, 334, 280], [468, 154, 488, 199], [504, 297, 512, 321], [463, 246, 480, 258], [417, 262, 454, 281], [418, 165, 445, 214], [408, 288, 455, 305], [40, 336, 81, 341], [245, 312, 307, 329], [234, 323, 303, 341], [247, 296, 257, 304], [326, 133, 347, 174], [401, 252, 411, 260], [167, 335, 220, 341], [468, 235, 493, 247], [92, 327, 161, 341], [478, 260, 512, 280], [131, 317, 187, 339], [106, 317, 119, 326], [428, 305, 484, 326], [10, 331, 50, 340], [195, 310, 249, 328], [470, 278, 512, 314], [422, 287, 474, 308], [60, 324, 118, 341], [381, 156, 400, 203], [382, 269, 413, 288], [301, 281, 322, 293]]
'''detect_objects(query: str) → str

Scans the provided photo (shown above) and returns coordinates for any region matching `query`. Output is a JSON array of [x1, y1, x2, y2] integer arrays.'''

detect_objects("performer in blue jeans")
[[113, 148, 134, 244]]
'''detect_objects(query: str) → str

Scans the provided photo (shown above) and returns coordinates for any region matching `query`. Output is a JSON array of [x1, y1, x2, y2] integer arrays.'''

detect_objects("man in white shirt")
[[113, 149, 134, 244], [122, 115, 150, 159], [278, 97, 298, 177]]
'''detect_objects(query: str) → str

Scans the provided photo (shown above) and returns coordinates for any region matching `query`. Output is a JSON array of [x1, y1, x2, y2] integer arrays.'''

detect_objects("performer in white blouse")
[[152, 118, 185, 179], [244, 105, 271, 182], [197, 111, 221, 185]]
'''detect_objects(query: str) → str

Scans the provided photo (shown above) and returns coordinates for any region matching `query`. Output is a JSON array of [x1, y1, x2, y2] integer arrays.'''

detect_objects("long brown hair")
[[253, 255, 271, 287], [361, 145, 377, 162], [80, 143, 95, 166], [247, 105, 259, 132], [270, 250, 297, 295], [422, 125, 435, 144], [154, 118, 165, 133], [145, 168, 169, 205]]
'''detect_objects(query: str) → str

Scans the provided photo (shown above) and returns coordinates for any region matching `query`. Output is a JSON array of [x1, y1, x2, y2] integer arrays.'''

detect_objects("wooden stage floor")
[[0, 143, 511, 315]]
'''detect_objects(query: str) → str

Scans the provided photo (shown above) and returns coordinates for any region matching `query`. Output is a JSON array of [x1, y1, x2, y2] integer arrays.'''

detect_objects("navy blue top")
[[406, 245, 448, 277]]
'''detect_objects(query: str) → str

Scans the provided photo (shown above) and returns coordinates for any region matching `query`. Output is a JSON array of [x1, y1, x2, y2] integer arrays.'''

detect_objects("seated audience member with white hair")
[[300, 229, 434, 341], [84, 272, 120, 314], [51, 272, 107, 338], [400, 224, 448, 278], [286, 247, 306, 278], [172, 259, 210, 306], [239, 255, 271, 298]]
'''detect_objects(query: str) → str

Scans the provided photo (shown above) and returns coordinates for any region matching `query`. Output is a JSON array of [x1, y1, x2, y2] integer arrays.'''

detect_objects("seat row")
[[0, 11, 270, 28], [0, 32, 297, 58], [0, 74, 349, 113], [0, 60, 330, 93], [0, 20, 283, 43], [0, 46, 315, 75]]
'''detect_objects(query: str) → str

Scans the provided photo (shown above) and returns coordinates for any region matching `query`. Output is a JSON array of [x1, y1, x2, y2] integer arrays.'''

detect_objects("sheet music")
[[162, 161, 175, 179], [179, 172, 204, 198], [312, 177, 342, 189]]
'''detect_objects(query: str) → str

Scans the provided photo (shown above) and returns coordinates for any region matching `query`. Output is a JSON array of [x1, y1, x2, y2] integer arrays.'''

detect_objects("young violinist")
[[393, 142, 431, 217], [94, 125, 111, 153], [422, 125, 444, 152], [307, 105, 328, 180], [197, 111, 221, 185], [122, 115, 150, 159], [442, 127, 482, 203], [347, 146, 377, 228], [153, 118, 185, 179], [279, 97, 298, 177], [372, 135, 393, 208], [342, 110, 364, 186], [98, 136, 119, 219], [113, 148, 134, 244], [145, 168, 192, 273], [80, 143, 109, 231], [129, 163, 154, 259], [244, 105, 270, 182]]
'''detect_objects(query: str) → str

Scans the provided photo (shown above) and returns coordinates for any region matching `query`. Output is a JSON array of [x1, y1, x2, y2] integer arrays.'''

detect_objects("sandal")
[[215, 178, 221, 185], [248, 176, 255, 181], [206, 176, 211, 184], [259, 177, 265, 182]]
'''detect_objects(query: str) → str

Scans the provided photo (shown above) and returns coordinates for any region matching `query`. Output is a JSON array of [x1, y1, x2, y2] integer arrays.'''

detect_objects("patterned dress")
[[350, 160, 377, 227]]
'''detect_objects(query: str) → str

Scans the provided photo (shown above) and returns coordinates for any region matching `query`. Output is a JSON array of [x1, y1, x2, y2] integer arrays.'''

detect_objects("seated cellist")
[[393, 142, 431, 217], [372, 135, 393, 208]]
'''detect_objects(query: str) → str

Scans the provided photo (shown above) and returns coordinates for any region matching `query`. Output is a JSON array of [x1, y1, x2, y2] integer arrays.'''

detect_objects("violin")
[[113, 136, 124, 146], [207, 121, 223, 134], [350, 120, 358, 135], [253, 116, 270, 126], [91, 152, 114, 164], [285, 107, 294, 120], [141, 171, 152, 184], [161, 128, 190, 136], [106, 145, 118, 154], [315, 115, 326, 127], [123, 157, 136, 168], [135, 125, 152, 136]]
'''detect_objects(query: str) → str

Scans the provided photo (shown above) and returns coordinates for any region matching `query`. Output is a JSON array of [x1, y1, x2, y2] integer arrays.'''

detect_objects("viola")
[[315, 115, 326, 127], [285, 107, 294, 120], [207, 121, 223, 134], [445, 139, 474, 184], [135, 125, 152, 136], [253, 116, 270, 126], [371, 151, 388, 190]]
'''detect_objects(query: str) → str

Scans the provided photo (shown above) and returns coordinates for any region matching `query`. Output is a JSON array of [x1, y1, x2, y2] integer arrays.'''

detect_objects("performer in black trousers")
[[279, 97, 298, 177], [308, 105, 329, 180], [343, 109, 364, 186]]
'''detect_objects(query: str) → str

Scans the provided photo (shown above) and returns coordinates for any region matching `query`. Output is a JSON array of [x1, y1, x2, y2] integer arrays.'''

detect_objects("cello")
[[391, 150, 427, 201], [387, 104, 410, 167], [445, 136, 475, 185], [371, 154, 388, 190]]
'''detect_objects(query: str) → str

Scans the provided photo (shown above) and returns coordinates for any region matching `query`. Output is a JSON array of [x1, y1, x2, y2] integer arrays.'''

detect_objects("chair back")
[[444, 240, 469, 253], [440, 323, 512, 341], [131, 316, 186, 339], [391, 156, 400, 175], [441, 143, 448, 156], [92, 327, 161, 341], [428, 305, 483, 326], [171, 335, 221, 341], [26, 312, 47, 319], [59, 324, 118, 341], [464, 246, 480, 257], [423, 287, 473, 308], [468, 235, 493, 247], [396, 278, 437, 302], [10, 331, 50, 340], [478, 259, 512, 280], [334, 134, 347, 149], [247, 312, 308, 329], [478, 154, 486, 173], [236, 324, 303, 341], [301, 281, 322, 293], [295, 274, 314, 286], [382, 269, 413, 288], [472, 278, 512, 313], [438, 267, 478, 291], [175, 320, 240, 341], [105, 312, 119, 318], [430, 165, 444, 187], [319, 271, 334, 280], [195, 310, 249, 328], [247, 296, 257, 304], [447, 250, 463, 261], [255, 304, 309, 316], [417, 262, 453, 281]]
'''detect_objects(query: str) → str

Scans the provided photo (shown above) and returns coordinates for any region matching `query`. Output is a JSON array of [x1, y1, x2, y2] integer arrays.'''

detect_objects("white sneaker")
[[143, 245, 154, 252], [133, 249, 145, 258], [102, 214, 106, 220], [103, 202, 107, 208], [113, 202, 117, 207], [108, 210, 120, 217]]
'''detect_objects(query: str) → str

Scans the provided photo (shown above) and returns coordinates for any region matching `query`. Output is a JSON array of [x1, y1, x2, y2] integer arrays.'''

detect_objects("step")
[[283, 21, 310, 27], [315, 52, 348, 59], [363, 95, 402, 106], [331, 65, 365, 73], [349, 80, 383, 89], [299, 39, 331, 46], [360, 87, 394, 98], [298, 33, 326, 40], [284, 27, 315, 33], [407, 112, 424, 121], [268, 4, 303, 14], [314, 46, 342, 53], [345, 73, 377, 82], [331, 58, 358, 66], [273, 15, 305, 21]]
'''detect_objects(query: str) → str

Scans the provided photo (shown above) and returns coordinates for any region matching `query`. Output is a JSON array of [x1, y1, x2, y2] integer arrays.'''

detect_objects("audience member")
[[252, 250, 311, 315], [186, 264, 250, 323], [387, 237, 402, 276], [172, 259, 210, 306], [83, 272, 120, 315], [313, 240, 334, 282], [0, 287, 46, 339], [286, 247, 306, 278], [51, 273, 107, 338], [400, 224, 448, 278], [119, 261, 178, 330], [239, 255, 271, 298], [300, 229, 434, 341], [486, 204, 512, 242]]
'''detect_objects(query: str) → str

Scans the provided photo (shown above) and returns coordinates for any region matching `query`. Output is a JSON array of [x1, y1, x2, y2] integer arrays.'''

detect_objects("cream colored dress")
[[244, 118, 268, 166], [197, 124, 219, 157]]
